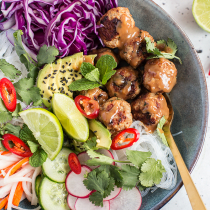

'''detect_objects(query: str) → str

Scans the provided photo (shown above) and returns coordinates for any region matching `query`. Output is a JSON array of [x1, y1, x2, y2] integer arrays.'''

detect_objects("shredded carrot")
[[9, 157, 29, 176], [1, 151, 11, 155], [12, 182, 23, 206], [0, 195, 9, 209], [4, 201, 8, 209], [0, 162, 18, 178]]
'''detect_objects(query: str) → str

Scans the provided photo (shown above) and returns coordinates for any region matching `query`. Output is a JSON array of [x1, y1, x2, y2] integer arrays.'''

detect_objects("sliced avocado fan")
[[37, 52, 96, 107]]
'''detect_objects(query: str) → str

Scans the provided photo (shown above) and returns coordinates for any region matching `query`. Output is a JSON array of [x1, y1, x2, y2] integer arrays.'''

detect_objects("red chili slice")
[[68, 153, 81, 174], [0, 78, 17, 112], [2, 134, 33, 157], [75, 95, 99, 119], [111, 128, 140, 150]]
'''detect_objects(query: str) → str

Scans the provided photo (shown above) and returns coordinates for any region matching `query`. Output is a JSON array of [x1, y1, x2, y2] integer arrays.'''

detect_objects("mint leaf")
[[86, 150, 114, 166], [126, 150, 152, 168], [96, 55, 117, 85], [0, 111, 12, 124], [80, 62, 96, 76], [37, 45, 59, 67], [82, 137, 98, 151], [27, 141, 39, 153], [85, 68, 101, 83], [19, 124, 37, 143], [2, 123, 21, 137], [29, 148, 47, 167], [157, 116, 168, 146], [120, 164, 140, 190], [69, 78, 100, 91], [139, 158, 166, 187], [0, 59, 21, 79], [13, 78, 41, 105]]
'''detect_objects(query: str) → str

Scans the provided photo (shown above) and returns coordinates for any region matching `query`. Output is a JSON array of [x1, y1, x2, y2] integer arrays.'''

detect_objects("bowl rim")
[[147, 0, 209, 209]]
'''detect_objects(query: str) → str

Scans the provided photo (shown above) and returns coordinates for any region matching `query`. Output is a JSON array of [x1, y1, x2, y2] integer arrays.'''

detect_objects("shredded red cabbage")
[[0, 0, 118, 57]]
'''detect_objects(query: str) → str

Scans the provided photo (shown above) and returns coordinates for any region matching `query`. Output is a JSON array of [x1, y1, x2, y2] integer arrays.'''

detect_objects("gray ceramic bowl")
[[117, 0, 208, 209], [8, 0, 208, 210]]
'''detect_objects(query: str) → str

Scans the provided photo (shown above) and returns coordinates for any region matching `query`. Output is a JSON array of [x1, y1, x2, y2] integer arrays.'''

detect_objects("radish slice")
[[78, 149, 114, 169], [103, 186, 121, 201], [75, 198, 110, 210], [110, 187, 142, 210], [67, 194, 77, 210], [65, 165, 92, 198]]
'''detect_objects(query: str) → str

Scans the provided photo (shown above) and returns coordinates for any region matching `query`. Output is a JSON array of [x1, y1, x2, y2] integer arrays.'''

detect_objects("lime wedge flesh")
[[19, 108, 63, 160], [52, 93, 89, 142], [192, 0, 210, 32]]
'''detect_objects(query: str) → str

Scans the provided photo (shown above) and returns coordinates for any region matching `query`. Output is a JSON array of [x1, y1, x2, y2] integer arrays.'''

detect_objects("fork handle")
[[164, 128, 206, 210]]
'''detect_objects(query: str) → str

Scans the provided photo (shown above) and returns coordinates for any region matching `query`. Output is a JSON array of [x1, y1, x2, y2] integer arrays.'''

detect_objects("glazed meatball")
[[106, 66, 140, 100], [119, 30, 155, 68], [89, 48, 120, 65], [143, 58, 177, 93], [80, 87, 108, 106], [131, 93, 169, 133], [98, 7, 135, 49], [99, 97, 133, 136]]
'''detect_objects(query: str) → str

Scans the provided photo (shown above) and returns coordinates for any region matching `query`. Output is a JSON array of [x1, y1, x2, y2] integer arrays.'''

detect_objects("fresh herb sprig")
[[69, 55, 117, 91], [156, 116, 168, 146], [145, 37, 182, 64], [83, 149, 166, 206]]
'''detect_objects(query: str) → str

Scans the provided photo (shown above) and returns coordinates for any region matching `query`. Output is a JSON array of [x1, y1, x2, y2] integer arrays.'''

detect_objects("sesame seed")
[[44, 77, 47, 79], [51, 83, 54, 86], [70, 74, 73, 76], [66, 93, 69, 96], [54, 70, 57, 72], [62, 65, 65, 69], [51, 87, 53, 90], [43, 81, 46, 84], [70, 69, 73, 72], [75, 74, 78, 77], [42, 91, 44, 93], [79, 72, 82, 75], [68, 77, 71, 79], [48, 74, 51, 77], [55, 61, 57, 64], [69, 63, 71, 66], [62, 84, 65, 86], [48, 86, 50, 90], [70, 90, 73, 93], [51, 76, 54, 79], [53, 73, 57, 75], [66, 62, 68, 64], [49, 96, 52, 100], [48, 100, 51, 103], [72, 78, 75, 81], [41, 94, 43, 98]]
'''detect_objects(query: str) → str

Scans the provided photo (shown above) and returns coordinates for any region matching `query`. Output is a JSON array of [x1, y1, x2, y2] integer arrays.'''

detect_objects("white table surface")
[[152, 0, 210, 209]]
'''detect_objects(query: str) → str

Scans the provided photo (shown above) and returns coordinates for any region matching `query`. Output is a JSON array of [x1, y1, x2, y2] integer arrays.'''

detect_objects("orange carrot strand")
[[1, 151, 11, 155], [12, 182, 23, 206], [0, 195, 9, 209], [9, 157, 29, 176]]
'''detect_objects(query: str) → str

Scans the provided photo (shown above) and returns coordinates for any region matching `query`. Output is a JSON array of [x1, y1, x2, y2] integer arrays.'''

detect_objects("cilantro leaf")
[[29, 148, 47, 167], [19, 124, 37, 143], [80, 62, 96, 76], [126, 150, 152, 168], [82, 137, 98, 151], [145, 37, 182, 64], [0, 111, 12, 124], [156, 40, 166, 45], [12, 103, 22, 117], [139, 158, 166, 187], [89, 191, 104, 206], [13, 78, 41, 105], [86, 150, 114, 166], [69, 78, 100, 91], [37, 45, 59, 67], [96, 55, 117, 85], [120, 164, 140, 190], [0, 59, 21, 79], [2, 123, 21, 137], [0, 98, 7, 112], [157, 116, 168, 146], [85, 68, 101, 83], [27, 141, 39, 153]]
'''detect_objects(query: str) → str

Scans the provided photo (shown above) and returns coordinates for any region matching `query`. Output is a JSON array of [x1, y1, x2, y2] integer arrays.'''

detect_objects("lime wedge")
[[19, 108, 63, 160], [52, 93, 89, 142], [192, 0, 210, 32]]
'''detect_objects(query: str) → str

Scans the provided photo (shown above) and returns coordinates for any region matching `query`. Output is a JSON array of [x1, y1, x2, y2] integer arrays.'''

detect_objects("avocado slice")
[[37, 52, 96, 107], [88, 119, 112, 150]]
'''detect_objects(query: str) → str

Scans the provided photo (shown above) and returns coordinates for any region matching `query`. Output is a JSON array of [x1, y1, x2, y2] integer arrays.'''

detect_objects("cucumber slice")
[[39, 177, 69, 210], [35, 175, 42, 196], [42, 148, 72, 183]]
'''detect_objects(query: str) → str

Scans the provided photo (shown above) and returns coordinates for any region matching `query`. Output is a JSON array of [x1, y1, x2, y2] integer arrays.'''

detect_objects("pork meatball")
[[143, 58, 177, 93], [106, 66, 140, 100], [98, 7, 135, 49], [80, 87, 108, 106], [89, 48, 120, 65], [131, 93, 169, 133], [99, 97, 133, 136], [119, 30, 155, 68]]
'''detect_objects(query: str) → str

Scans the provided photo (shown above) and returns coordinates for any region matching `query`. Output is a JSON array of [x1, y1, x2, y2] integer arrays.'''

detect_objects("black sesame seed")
[[48, 74, 51, 77], [70, 69, 73, 72], [44, 77, 47, 79], [70, 90, 73, 93], [62, 65, 65, 69], [68, 77, 71, 79], [51, 87, 53, 90], [72, 78, 75, 81], [48, 100, 51, 103], [43, 81, 46, 84], [62, 83, 65, 86], [69, 63, 71, 66], [66, 62, 68, 64], [55, 61, 57, 64], [75, 74, 78, 77], [48, 86, 50, 90], [51, 76, 54, 79], [42, 91, 44, 93], [53, 73, 57, 75], [54, 70, 57, 72], [66, 93, 69, 96], [49, 96, 52, 100], [79, 72, 82, 75], [51, 83, 54, 86], [70, 74, 73, 76], [41, 94, 43, 98]]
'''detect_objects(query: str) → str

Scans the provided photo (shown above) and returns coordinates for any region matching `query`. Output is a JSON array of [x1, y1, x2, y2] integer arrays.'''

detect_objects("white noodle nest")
[[111, 121, 177, 197]]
